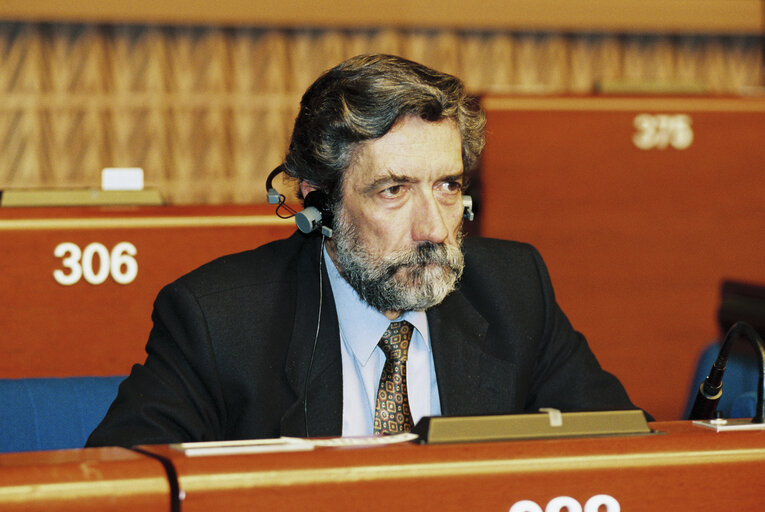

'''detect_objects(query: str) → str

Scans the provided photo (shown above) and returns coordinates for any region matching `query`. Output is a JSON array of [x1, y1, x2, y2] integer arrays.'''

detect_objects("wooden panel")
[[137, 421, 765, 511], [479, 95, 765, 421], [0, 447, 169, 511], [0, 204, 295, 378], [2, 25, 761, 207], [1, 0, 763, 33]]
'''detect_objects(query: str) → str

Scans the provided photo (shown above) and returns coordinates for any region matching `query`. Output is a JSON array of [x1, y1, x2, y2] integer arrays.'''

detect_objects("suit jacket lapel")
[[428, 290, 520, 416], [281, 235, 343, 437]]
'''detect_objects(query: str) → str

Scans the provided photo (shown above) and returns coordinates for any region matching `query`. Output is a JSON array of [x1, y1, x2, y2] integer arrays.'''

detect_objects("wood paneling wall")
[[1, 24, 761, 204]]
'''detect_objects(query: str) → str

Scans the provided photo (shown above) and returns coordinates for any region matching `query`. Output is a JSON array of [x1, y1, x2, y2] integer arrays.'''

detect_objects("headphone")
[[266, 165, 335, 237], [266, 165, 475, 237]]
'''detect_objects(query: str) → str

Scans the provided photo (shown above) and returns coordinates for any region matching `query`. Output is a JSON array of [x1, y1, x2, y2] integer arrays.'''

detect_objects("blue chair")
[[731, 392, 758, 418], [0, 376, 125, 453]]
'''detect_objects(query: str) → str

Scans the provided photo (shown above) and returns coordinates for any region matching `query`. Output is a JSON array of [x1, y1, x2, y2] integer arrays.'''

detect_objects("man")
[[87, 54, 639, 447]]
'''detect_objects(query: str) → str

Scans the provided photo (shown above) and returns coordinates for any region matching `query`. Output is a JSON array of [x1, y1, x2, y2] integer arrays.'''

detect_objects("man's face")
[[329, 115, 466, 318]]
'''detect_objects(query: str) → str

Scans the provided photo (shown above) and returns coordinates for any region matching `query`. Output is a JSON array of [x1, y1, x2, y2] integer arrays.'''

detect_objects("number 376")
[[53, 242, 138, 286]]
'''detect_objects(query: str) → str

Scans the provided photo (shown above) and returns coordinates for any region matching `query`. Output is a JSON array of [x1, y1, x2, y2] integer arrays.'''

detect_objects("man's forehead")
[[346, 117, 463, 184], [375, 116, 460, 147]]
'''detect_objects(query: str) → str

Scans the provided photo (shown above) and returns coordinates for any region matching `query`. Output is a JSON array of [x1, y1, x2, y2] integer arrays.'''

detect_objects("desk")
[[0, 204, 294, 377], [136, 421, 764, 511], [0, 447, 170, 511]]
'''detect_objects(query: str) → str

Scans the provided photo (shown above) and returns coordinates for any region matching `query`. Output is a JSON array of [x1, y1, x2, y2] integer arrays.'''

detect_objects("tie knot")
[[378, 321, 413, 363]]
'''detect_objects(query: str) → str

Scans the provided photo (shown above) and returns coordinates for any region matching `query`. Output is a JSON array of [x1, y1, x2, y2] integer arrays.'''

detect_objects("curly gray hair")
[[283, 54, 486, 201]]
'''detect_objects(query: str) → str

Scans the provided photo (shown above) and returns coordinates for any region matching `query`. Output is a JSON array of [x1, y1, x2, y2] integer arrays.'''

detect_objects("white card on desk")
[[170, 437, 314, 457]]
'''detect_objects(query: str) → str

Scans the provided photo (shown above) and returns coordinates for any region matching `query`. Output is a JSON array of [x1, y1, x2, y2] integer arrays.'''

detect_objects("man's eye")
[[441, 180, 462, 193], [381, 185, 403, 197]]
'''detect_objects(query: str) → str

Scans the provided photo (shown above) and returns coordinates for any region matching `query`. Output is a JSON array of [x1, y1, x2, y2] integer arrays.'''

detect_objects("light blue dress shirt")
[[324, 248, 442, 436]]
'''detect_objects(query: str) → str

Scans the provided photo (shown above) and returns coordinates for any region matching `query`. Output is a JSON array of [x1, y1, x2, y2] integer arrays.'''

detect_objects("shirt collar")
[[324, 247, 429, 366]]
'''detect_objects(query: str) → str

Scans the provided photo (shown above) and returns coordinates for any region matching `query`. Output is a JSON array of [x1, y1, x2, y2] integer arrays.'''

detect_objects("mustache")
[[382, 241, 462, 276]]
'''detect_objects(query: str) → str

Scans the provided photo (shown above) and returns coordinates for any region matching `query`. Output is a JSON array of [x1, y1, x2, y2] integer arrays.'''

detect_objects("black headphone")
[[266, 165, 335, 237], [295, 190, 334, 237], [266, 165, 475, 238]]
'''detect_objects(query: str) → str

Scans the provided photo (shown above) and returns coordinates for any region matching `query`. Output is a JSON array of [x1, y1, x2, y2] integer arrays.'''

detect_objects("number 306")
[[53, 242, 138, 286]]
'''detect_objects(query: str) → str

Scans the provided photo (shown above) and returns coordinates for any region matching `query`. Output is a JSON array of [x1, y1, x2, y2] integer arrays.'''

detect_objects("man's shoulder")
[[169, 231, 312, 297], [463, 236, 539, 265], [450, 237, 552, 329], [460, 236, 547, 293]]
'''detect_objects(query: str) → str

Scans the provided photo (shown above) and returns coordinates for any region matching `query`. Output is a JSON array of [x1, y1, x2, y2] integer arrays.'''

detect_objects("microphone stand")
[[688, 321, 765, 423]]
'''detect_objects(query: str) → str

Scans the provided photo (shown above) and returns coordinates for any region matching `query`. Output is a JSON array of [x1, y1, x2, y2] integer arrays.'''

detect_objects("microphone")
[[688, 321, 765, 423]]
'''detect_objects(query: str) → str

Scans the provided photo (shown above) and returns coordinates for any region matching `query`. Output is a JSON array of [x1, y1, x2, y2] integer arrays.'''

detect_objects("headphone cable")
[[303, 234, 325, 437]]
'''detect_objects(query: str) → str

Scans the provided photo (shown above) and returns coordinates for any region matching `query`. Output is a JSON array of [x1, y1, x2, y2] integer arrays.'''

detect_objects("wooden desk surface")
[[0, 204, 295, 378], [138, 421, 765, 511], [0, 447, 170, 512], [1, 421, 763, 510]]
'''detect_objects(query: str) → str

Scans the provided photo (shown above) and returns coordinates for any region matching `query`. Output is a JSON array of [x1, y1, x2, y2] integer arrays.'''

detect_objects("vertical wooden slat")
[[0, 25, 762, 204]]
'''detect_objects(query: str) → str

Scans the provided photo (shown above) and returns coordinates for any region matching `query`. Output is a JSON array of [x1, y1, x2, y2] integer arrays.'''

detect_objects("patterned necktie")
[[374, 321, 415, 435]]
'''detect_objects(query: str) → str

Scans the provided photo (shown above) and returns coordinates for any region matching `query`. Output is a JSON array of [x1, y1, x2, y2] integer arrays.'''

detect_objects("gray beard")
[[331, 212, 465, 313]]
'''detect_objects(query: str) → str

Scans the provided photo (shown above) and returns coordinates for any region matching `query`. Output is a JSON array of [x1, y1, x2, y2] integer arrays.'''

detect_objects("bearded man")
[[87, 54, 639, 447]]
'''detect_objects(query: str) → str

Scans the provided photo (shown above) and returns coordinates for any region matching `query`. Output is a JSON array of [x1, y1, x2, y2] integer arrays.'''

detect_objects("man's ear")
[[299, 181, 318, 200]]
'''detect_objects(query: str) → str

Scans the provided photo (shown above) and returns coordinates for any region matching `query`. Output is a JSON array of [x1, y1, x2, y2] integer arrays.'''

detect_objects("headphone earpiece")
[[265, 165, 334, 238], [295, 190, 334, 238], [462, 195, 475, 221]]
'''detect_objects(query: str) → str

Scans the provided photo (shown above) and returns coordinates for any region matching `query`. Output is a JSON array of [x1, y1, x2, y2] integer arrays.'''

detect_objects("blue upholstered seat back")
[[685, 342, 760, 420], [0, 376, 125, 453]]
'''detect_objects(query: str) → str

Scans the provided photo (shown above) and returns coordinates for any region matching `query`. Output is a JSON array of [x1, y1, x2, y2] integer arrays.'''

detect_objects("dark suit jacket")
[[87, 232, 637, 447]]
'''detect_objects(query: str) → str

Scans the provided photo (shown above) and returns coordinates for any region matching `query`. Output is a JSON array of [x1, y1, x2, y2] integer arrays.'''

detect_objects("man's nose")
[[411, 193, 450, 244]]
